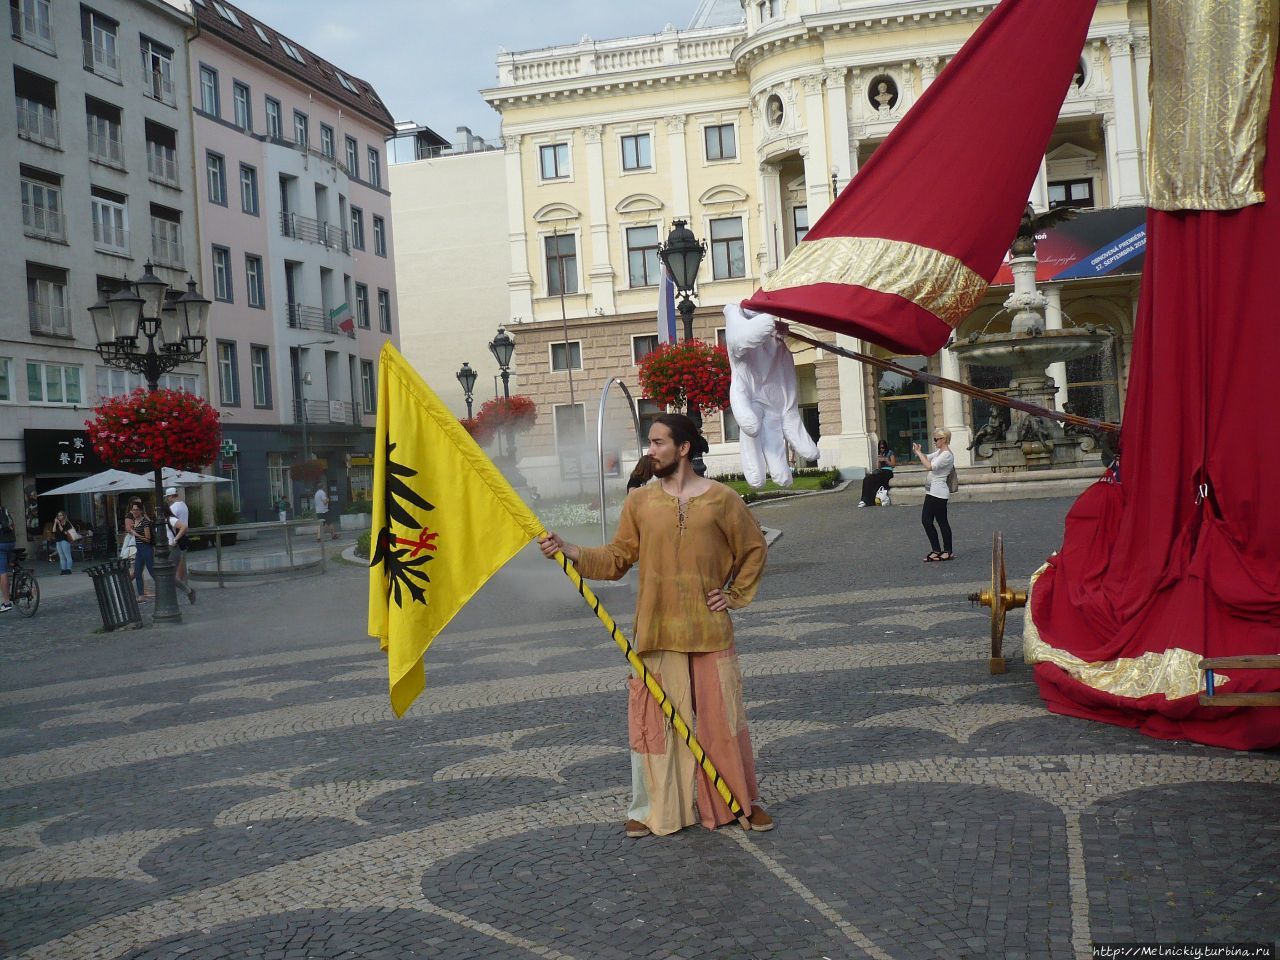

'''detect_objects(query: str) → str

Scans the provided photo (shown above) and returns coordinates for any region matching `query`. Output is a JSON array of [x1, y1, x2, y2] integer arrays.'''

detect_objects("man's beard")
[[652, 457, 679, 478]]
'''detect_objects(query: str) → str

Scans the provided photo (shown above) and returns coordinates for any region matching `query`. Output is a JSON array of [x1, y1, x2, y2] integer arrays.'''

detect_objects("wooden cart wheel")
[[967, 531, 1027, 674]]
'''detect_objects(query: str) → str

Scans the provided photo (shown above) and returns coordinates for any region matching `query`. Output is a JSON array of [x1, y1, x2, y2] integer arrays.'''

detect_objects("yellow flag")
[[367, 343, 544, 716]]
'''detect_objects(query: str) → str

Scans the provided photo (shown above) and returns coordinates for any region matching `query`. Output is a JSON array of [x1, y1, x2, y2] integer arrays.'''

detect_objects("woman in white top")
[[912, 428, 955, 561]]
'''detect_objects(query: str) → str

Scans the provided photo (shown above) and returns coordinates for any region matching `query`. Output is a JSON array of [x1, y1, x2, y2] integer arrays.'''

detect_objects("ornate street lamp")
[[658, 220, 709, 473], [456, 361, 478, 419], [89, 262, 210, 625], [488, 327, 517, 462]]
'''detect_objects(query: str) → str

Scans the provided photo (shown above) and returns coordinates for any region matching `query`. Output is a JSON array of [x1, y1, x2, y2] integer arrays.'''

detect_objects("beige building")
[[477, 0, 1149, 493]]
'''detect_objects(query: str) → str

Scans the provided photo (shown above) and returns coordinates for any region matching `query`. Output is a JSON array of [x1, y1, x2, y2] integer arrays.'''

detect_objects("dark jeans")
[[860, 469, 893, 504], [134, 542, 154, 596], [921, 495, 953, 554]]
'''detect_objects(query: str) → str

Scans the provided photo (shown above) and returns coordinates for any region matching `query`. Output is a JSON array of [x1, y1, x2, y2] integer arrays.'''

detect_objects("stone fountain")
[[949, 205, 1111, 470]]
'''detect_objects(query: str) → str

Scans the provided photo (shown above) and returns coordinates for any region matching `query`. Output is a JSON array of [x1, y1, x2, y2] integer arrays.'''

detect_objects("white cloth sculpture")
[[724, 301, 820, 489]]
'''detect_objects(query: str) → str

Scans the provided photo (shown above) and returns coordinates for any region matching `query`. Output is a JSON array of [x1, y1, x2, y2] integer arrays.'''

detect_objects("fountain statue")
[[949, 204, 1111, 470]]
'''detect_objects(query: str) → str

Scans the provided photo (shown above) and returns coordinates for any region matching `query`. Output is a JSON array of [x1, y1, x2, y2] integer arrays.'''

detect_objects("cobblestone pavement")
[[1, 492, 1276, 960]]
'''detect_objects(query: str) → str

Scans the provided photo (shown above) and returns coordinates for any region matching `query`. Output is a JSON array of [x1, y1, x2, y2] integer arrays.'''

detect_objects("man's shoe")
[[747, 807, 774, 832], [857, 501, 866, 507], [0, 602, 13, 613], [624, 819, 650, 838]]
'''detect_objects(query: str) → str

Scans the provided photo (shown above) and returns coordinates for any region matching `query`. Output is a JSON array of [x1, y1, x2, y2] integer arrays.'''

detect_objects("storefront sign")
[[23, 429, 108, 475]]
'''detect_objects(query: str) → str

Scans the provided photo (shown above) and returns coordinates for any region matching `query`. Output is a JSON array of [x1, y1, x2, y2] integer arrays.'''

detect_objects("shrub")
[[343, 499, 373, 515], [214, 495, 239, 525], [356, 530, 370, 560]]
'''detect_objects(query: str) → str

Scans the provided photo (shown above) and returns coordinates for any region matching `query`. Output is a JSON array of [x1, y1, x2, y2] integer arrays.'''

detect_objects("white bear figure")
[[723, 302, 820, 489]]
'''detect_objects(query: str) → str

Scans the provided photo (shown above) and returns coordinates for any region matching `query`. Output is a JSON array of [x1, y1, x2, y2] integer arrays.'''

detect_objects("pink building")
[[189, 0, 397, 519]]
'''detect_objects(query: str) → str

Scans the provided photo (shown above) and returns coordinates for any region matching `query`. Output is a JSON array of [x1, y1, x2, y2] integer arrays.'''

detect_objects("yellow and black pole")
[[547, 545, 752, 830]]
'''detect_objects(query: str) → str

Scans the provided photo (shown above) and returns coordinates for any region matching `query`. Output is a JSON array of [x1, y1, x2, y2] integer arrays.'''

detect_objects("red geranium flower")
[[637, 340, 731, 412], [85, 387, 221, 469]]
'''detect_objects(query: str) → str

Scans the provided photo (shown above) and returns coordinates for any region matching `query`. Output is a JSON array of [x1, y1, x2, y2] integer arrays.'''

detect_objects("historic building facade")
[[483, 0, 1150, 491]]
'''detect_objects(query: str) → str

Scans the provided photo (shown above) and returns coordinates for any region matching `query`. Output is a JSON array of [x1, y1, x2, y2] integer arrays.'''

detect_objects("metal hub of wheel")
[[967, 531, 1027, 674]]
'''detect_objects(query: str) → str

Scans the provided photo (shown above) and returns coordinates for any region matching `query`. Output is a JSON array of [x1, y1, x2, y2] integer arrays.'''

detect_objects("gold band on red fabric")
[[758, 236, 988, 329], [1023, 563, 1217, 700]]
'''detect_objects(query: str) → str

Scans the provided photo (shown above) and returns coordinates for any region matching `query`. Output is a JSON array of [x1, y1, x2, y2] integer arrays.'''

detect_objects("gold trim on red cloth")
[[1147, 0, 1279, 211], [758, 236, 988, 329], [1023, 562, 1220, 700]]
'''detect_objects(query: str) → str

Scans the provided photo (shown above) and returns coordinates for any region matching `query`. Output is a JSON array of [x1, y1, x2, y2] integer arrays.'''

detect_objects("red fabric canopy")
[[1030, 62, 1280, 750]]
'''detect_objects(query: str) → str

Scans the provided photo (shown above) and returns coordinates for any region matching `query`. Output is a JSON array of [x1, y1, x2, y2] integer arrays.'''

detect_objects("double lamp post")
[[456, 326, 517, 459], [89, 260, 210, 625]]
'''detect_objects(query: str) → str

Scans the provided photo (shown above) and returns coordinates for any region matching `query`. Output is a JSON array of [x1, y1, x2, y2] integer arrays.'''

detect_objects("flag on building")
[[330, 302, 355, 336], [657, 266, 678, 344], [367, 343, 544, 716]]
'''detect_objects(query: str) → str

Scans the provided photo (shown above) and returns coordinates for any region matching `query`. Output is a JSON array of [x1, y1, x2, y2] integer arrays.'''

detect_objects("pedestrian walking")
[[164, 487, 196, 604], [858, 439, 897, 506], [539, 413, 773, 838], [51, 510, 77, 574], [0, 501, 16, 613], [127, 499, 155, 601], [313, 484, 337, 541], [913, 429, 956, 561]]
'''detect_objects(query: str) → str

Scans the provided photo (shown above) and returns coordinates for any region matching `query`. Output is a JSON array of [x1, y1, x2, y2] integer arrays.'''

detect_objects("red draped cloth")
[[1030, 56, 1280, 750]]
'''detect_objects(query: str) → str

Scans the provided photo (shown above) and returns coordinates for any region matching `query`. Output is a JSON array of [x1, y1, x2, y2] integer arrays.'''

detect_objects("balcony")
[[22, 202, 65, 242], [279, 212, 350, 253], [286, 303, 355, 338], [16, 102, 59, 148], [29, 299, 71, 336], [293, 398, 359, 425], [146, 149, 179, 186], [142, 69, 176, 107], [83, 40, 121, 81], [150, 234, 183, 267], [93, 223, 129, 255], [11, 7, 55, 54], [88, 127, 124, 167]]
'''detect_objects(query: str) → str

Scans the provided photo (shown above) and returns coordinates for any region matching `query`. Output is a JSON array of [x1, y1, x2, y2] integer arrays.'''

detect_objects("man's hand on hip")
[[706, 588, 729, 613]]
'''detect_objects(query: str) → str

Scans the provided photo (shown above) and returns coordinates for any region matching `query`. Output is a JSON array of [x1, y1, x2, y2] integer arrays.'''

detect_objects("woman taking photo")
[[913, 429, 955, 562], [858, 440, 897, 507], [51, 510, 77, 575], [127, 499, 155, 601]]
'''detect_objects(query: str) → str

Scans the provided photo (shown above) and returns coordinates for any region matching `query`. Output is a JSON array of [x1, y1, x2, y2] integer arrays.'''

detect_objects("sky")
[[241, 0, 710, 142]]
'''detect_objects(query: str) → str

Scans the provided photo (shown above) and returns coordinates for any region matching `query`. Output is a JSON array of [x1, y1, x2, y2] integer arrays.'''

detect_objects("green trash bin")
[[85, 559, 142, 631]]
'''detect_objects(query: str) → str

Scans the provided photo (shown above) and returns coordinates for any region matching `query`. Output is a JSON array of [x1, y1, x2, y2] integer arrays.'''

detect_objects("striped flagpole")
[[548, 547, 752, 829]]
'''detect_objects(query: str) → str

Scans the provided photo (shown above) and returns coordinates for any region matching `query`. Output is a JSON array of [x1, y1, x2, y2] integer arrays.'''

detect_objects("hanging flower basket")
[[460, 416, 494, 446], [85, 387, 221, 470], [474, 395, 537, 439], [637, 339, 731, 412], [291, 458, 328, 485]]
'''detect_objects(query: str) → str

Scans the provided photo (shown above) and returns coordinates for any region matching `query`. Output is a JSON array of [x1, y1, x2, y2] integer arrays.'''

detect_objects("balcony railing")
[[142, 68, 176, 106], [286, 303, 355, 338], [29, 299, 71, 336], [279, 212, 350, 253], [93, 223, 129, 254], [83, 40, 121, 80], [146, 150, 179, 186], [16, 102, 59, 147], [11, 7, 55, 54], [293, 398, 359, 425], [150, 233, 183, 267], [22, 202, 64, 241], [88, 127, 124, 166]]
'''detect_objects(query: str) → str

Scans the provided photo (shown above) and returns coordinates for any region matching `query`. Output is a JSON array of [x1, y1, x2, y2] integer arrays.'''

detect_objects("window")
[[545, 233, 578, 295], [0, 358, 11, 402], [632, 334, 659, 364], [216, 340, 240, 405], [206, 151, 227, 205], [621, 133, 652, 171], [90, 187, 128, 253], [13, 0, 54, 53], [199, 65, 219, 116], [21, 171, 63, 242], [335, 71, 360, 95], [350, 207, 365, 249], [85, 97, 123, 167], [26, 361, 81, 405], [550, 340, 582, 372], [26, 264, 70, 336], [252, 22, 270, 45], [278, 38, 305, 63], [367, 147, 381, 187], [626, 225, 661, 287], [878, 354, 930, 456], [15, 69, 59, 147], [265, 96, 282, 139], [293, 110, 308, 147], [212, 0, 241, 27], [704, 123, 736, 161], [320, 123, 335, 159], [360, 359, 375, 414], [539, 143, 570, 180], [141, 38, 175, 104], [1066, 335, 1122, 423], [239, 163, 259, 214], [145, 120, 178, 186], [722, 406, 741, 443], [554, 403, 587, 477], [377, 289, 392, 333], [97, 366, 199, 398], [710, 217, 746, 279], [245, 254, 265, 308], [150, 205, 183, 266], [212, 245, 233, 302], [345, 135, 359, 176], [1048, 178, 1096, 210], [792, 205, 809, 247], [250, 345, 271, 407], [82, 9, 120, 79], [232, 81, 251, 130], [355, 283, 370, 328], [372, 216, 386, 256]]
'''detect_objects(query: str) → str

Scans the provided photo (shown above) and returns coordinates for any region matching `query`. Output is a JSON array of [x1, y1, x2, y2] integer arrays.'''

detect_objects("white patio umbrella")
[[39, 469, 153, 496], [139, 467, 231, 487]]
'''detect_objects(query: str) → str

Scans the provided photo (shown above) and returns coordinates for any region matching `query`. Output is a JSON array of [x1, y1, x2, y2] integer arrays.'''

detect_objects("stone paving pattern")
[[1, 493, 1277, 959]]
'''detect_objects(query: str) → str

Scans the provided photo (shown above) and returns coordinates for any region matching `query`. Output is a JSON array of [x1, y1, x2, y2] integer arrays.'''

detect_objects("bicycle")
[[7, 548, 41, 618]]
